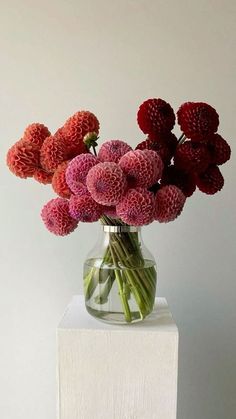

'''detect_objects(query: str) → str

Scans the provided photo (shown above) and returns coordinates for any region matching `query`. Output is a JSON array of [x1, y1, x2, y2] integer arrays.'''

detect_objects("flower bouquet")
[[7, 99, 231, 323]]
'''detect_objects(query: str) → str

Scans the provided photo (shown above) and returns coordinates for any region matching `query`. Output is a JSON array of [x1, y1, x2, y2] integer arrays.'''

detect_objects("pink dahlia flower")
[[41, 198, 78, 236], [98, 140, 132, 163], [119, 149, 163, 188], [65, 153, 98, 194], [155, 185, 186, 223], [116, 188, 155, 226], [86, 162, 127, 206], [72, 183, 90, 196], [69, 195, 103, 222]]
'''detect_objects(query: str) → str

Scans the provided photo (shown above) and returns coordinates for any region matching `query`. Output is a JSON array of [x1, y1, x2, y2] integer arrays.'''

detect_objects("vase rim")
[[102, 225, 140, 233]]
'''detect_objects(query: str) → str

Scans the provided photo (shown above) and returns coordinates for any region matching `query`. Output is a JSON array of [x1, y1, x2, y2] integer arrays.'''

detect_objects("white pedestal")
[[57, 296, 178, 419]]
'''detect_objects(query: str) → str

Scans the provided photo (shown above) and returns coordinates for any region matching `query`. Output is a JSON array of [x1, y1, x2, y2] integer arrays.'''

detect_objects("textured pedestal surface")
[[58, 296, 178, 419]]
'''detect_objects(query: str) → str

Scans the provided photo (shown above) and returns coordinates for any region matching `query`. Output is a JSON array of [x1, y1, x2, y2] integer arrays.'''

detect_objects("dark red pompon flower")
[[177, 102, 219, 141], [137, 98, 175, 135], [195, 165, 224, 194], [206, 134, 231, 165], [174, 141, 210, 174], [161, 165, 196, 197], [136, 132, 177, 164]]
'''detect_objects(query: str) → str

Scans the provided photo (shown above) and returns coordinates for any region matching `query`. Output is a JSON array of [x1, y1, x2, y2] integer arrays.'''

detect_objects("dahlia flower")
[[23, 123, 50, 149], [65, 153, 98, 194], [177, 102, 219, 141], [52, 161, 72, 198], [174, 141, 210, 173], [40, 135, 67, 172], [69, 194, 103, 222], [6, 140, 39, 178], [195, 165, 224, 194], [41, 198, 78, 236], [119, 149, 163, 188], [116, 188, 155, 226], [102, 205, 118, 218], [137, 98, 175, 135], [161, 165, 196, 197], [155, 185, 186, 223], [98, 140, 132, 163], [86, 162, 127, 206], [61, 110, 99, 154], [136, 132, 177, 164], [206, 134, 231, 165], [33, 168, 53, 184]]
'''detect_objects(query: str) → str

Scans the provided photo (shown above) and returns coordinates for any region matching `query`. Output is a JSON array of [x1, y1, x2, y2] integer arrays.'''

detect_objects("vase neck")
[[102, 225, 140, 233]]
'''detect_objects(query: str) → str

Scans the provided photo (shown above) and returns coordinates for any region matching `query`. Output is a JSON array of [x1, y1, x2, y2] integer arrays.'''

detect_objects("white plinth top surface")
[[59, 295, 178, 333]]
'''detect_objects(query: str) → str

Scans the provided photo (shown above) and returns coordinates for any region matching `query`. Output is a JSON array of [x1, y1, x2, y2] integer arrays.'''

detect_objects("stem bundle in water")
[[83, 216, 157, 323]]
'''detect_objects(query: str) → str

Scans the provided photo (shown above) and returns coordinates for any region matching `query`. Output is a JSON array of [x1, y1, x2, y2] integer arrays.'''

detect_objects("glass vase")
[[83, 223, 157, 324]]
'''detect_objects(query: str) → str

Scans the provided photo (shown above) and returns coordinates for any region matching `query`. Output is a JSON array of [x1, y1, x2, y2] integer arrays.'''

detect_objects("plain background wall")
[[0, 1, 236, 418]]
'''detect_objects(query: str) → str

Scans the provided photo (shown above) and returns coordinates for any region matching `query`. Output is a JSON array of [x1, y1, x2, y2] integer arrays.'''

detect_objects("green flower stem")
[[94, 274, 115, 304], [122, 272, 145, 320], [114, 234, 155, 299], [126, 236, 156, 297], [127, 232, 143, 261], [112, 229, 156, 310], [178, 133, 186, 144], [92, 145, 97, 156], [110, 242, 146, 319], [98, 247, 112, 284], [145, 266, 157, 291], [84, 267, 97, 301], [111, 237, 151, 316], [109, 244, 132, 323]]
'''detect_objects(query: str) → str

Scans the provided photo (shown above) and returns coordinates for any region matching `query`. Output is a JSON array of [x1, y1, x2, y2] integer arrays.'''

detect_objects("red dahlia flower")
[[206, 134, 231, 165], [195, 165, 224, 194], [137, 98, 175, 135], [23, 123, 50, 149], [174, 141, 210, 173], [52, 161, 72, 198], [136, 132, 177, 164], [7, 140, 39, 178], [177, 102, 219, 141], [161, 165, 196, 197]]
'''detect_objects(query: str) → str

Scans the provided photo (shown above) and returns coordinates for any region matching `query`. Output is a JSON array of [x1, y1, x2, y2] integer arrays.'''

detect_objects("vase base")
[[86, 305, 147, 325]]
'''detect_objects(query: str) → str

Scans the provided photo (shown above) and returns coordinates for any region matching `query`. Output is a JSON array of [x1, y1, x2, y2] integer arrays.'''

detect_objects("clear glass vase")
[[83, 224, 157, 324]]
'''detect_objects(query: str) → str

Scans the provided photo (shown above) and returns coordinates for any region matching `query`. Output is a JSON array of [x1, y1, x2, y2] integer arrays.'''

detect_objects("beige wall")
[[0, 1, 236, 418]]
